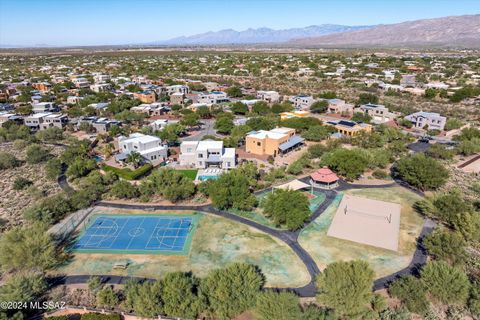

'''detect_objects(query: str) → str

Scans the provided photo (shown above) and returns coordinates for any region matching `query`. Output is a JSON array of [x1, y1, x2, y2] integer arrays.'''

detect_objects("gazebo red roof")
[[310, 166, 339, 183]]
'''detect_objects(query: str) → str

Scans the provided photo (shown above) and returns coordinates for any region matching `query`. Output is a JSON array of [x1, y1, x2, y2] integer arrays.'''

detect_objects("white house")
[[40, 114, 68, 130], [32, 102, 59, 113], [116, 133, 168, 166], [24, 112, 52, 130], [149, 119, 179, 131], [90, 83, 112, 93], [196, 91, 230, 104], [289, 95, 315, 110], [165, 85, 189, 96], [256, 90, 280, 103], [179, 140, 236, 169], [356, 103, 399, 124], [405, 112, 447, 131]]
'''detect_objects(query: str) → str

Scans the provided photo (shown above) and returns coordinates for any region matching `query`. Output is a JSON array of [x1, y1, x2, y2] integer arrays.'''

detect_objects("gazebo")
[[310, 166, 339, 189]]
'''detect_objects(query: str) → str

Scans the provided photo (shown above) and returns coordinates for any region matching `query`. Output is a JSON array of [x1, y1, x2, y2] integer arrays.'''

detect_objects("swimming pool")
[[197, 175, 220, 181], [92, 155, 104, 163]]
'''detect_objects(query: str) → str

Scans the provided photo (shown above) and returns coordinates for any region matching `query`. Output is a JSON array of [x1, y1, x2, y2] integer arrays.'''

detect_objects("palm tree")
[[126, 151, 142, 169]]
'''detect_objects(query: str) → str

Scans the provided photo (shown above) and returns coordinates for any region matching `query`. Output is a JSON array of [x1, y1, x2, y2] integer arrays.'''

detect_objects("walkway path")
[[55, 174, 434, 297]]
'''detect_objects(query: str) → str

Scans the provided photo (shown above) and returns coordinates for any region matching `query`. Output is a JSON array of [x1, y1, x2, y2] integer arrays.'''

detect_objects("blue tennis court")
[[74, 214, 198, 254]]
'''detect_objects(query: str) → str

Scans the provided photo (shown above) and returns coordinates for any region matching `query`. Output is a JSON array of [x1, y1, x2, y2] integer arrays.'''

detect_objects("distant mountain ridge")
[[289, 14, 480, 48], [152, 24, 373, 45]]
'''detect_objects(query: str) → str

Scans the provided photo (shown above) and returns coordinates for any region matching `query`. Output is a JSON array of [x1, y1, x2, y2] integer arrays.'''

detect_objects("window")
[[257, 142, 261, 146], [199, 154, 203, 158]]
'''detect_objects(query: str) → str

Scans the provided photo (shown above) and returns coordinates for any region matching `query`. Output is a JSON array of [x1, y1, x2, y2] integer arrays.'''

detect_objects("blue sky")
[[0, 0, 479, 46]]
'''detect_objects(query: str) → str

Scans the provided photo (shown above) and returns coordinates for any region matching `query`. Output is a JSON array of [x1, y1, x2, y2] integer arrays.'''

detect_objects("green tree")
[[231, 102, 249, 114], [181, 112, 200, 129], [303, 125, 333, 141], [251, 101, 271, 115], [321, 148, 369, 180], [262, 189, 310, 230], [0, 223, 60, 271], [126, 151, 142, 168], [110, 180, 139, 199], [157, 123, 185, 145], [255, 291, 302, 320], [358, 93, 379, 105], [161, 272, 204, 319], [421, 261, 470, 306], [424, 88, 437, 99], [208, 170, 256, 210], [214, 114, 235, 134], [226, 86, 242, 97], [424, 230, 466, 266], [26, 144, 51, 164], [36, 127, 64, 142], [123, 280, 163, 318], [316, 260, 375, 317], [246, 116, 277, 131], [0, 152, 20, 170], [45, 158, 63, 180], [310, 100, 328, 113], [444, 118, 463, 131], [149, 168, 195, 202], [425, 144, 455, 160], [351, 112, 372, 123], [88, 276, 104, 294], [96, 286, 119, 309], [66, 158, 97, 179], [394, 153, 449, 190], [0, 272, 46, 311], [200, 263, 264, 320], [13, 177, 32, 190], [388, 275, 429, 314]]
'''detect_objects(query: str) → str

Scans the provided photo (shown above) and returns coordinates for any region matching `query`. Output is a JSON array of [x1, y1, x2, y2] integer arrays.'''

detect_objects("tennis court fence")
[[49, 207, 95, 242]]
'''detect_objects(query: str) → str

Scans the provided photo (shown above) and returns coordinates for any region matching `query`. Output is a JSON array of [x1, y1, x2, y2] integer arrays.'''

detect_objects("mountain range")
[[152, 24, 373, 45], [153, 14, 480, 48], [289, 14, 480, 48]]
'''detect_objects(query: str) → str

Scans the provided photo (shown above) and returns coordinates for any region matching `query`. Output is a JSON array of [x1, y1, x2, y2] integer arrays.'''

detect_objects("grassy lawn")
[[228, 190, 326, 230], [56, 208, 310, 288], [298, 186, 424, 277], [102, 164, 153, 180], [176, 169, 198, 180]]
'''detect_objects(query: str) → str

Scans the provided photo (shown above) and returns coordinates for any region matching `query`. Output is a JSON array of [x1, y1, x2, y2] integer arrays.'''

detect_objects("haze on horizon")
[[0, 0, 479, 47]]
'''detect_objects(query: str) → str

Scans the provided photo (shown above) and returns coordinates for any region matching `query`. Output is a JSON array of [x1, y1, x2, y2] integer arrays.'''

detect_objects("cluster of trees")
[[205, 166, 258, 210], [454, 127, 480, 156], [394, 153, 449, 190], [389, 190, 480, 317], [261, 189, 311, 230], [80, 263, 265, 319], [108, 168, 196, 202]]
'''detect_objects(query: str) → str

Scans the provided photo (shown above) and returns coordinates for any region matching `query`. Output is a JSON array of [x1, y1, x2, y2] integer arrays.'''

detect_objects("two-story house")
[[405, 112, 447, 131], [245, 127, 304, 157], [289, 95, 315, 110], [116, 133, 167, 166], [256, 90, 280, 103], [356, 103, 399, 124], [40, 114, 68, 130], [179, 140, 236, 169]]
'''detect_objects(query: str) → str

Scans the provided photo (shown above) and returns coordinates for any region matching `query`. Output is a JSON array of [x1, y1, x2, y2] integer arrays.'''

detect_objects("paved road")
[[181, 119, 216, 141], [55, 174, 434, 297]]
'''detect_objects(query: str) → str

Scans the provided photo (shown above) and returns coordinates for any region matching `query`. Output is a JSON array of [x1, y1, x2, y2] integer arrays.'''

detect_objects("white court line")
[[157, 219, 177, 250], [84, 218, 115, 247], [93, 219, 120, 248], [107, 217, 129, 250], [125, 216, 145, 250], [145, 218, 164, 249]]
